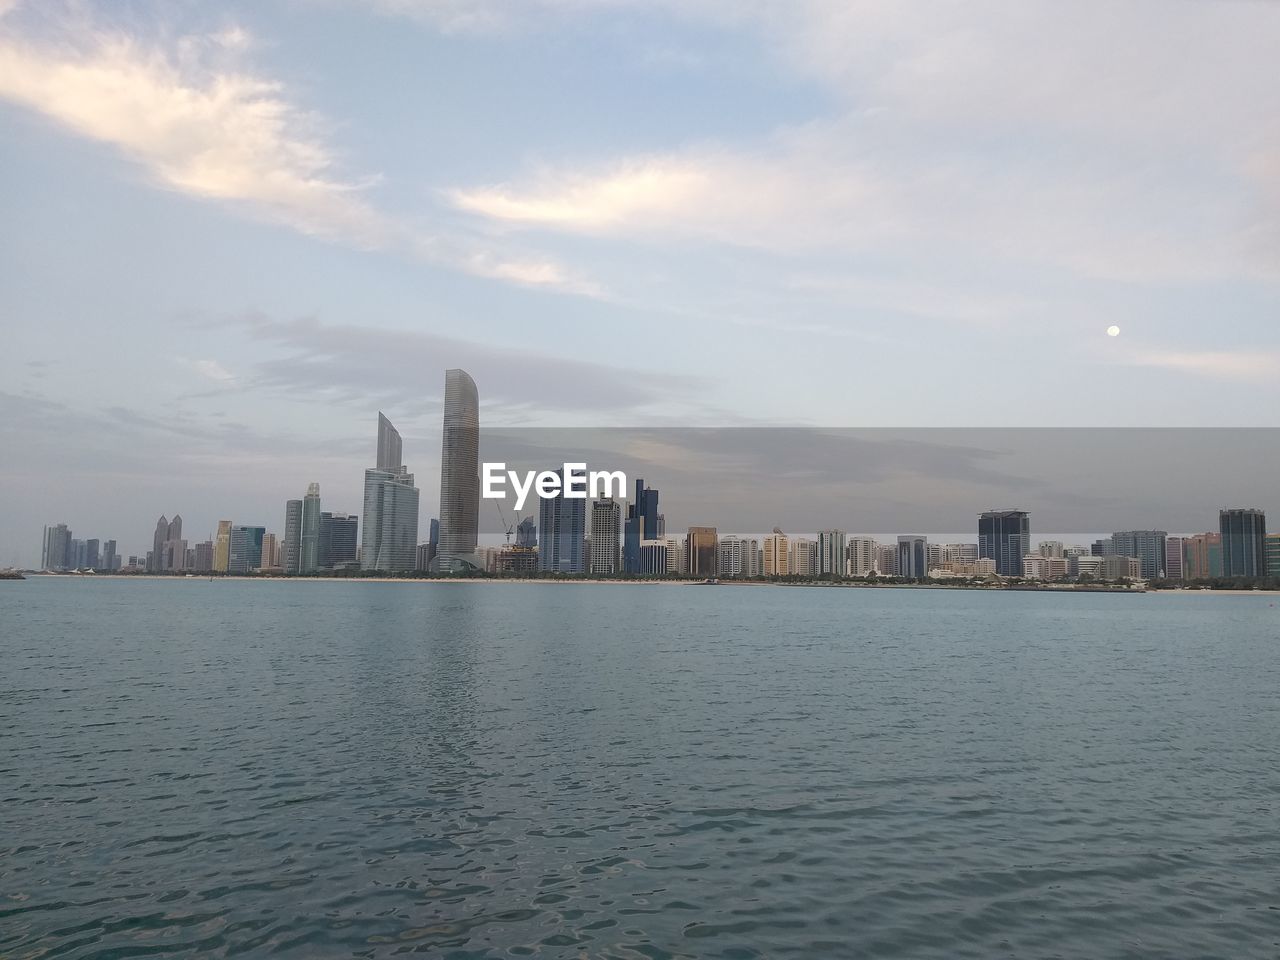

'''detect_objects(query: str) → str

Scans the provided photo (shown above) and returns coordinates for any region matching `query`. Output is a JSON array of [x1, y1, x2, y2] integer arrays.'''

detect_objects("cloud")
[[185, 358, 236, 383], [1128, 351, 1280, 381], [0, 3, 600, 295], [229, 313, 700, 419], [431, 0, 1280, 285], [0, 9, 392, 245]]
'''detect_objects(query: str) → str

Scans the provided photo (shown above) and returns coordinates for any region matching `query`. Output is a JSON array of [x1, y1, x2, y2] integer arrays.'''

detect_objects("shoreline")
[[18, 573, 1280, 595]]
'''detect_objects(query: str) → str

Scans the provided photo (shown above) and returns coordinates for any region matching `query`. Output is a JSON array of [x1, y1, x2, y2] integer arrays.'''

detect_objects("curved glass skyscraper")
[[360, 413, 420, 572], [434, 368, 480, 572]]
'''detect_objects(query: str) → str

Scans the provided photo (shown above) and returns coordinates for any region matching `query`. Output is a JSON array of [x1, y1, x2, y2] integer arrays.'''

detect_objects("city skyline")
[[4, 1, 1280, 568]]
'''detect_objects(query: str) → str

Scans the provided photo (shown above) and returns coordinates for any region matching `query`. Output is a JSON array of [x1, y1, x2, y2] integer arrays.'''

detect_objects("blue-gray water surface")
[[3, 579, 1279, 959]]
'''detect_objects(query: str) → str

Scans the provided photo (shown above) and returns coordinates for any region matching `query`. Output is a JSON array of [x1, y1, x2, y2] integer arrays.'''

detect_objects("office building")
[[301, 483, 322, 573], [687, 526, 718, 577], [538, 470, 586, 573], [589, 498, 621, 575], [897, 535, 928, 579], [101, 539, 118, 572], [41, 523, 71, 571], [227, 525, 265, 573], [1038, 541, 1064, 558], [623, 478, 660, 574], [362, 413, 421, 572], [319, 512, 358, 569], [979, 509, 1030, 576], [1220, 508, 1266, 577], [435, 370, 481, 571], [213, 520, 232, 573], [193, 540, 214, 571], [1110, 530, 1167, 580], [283, 499, 303, 573]]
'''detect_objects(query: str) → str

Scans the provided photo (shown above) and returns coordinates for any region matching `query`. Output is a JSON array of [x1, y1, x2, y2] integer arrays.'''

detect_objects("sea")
[[3, 578, 1278, 958]]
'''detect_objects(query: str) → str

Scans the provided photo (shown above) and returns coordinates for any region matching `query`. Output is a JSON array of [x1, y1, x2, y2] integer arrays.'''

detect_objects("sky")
[[2, 0, 1279, 564]]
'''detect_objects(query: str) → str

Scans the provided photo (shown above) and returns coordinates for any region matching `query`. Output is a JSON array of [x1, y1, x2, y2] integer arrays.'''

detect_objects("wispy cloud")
[[1128, 351, 1280, 381], [0, 2, 600, 295], [229, 313, 701, 420]]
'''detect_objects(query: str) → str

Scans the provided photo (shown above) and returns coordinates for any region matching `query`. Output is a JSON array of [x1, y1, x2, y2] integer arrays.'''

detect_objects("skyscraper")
[[897, 535, 928, 579], [846, 537, 878, 577], [763, 529, 790, 576], [301, 482, 322, 573], [361, 414, 420, 572], [979, 509, 1030, 577], [41, 523, 71, 571], [687, 526, 718, 576], [538, 469, 586, 573], [588, 498, 620, 575], [283, 499, 303, 574], [435, 370, 480, 572], [817, 530, 846, 577], [1110, 530, 1168, 580], [227, 525, 265, 573], [319, 512, 359, 569], [1220, 508, 1266, 578], [516, 516, 536, 549], [623, 478, 660, 574], [213, 520, 233, 573], [1164, 536, 1185, 581], [377, 412, 403, 473]]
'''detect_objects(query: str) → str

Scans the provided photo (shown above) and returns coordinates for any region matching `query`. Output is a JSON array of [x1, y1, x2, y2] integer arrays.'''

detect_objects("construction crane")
[[495, 499, 521, 546]]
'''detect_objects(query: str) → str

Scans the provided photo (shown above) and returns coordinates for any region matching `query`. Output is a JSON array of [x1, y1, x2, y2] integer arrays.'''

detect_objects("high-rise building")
[[376, 411, 403, 474], [979, 509, 1030, 576], [1110, 530, 1167, 580], [538, 470, 586, 573], [193, 540, 214, 571], [1220, 508, 1266, 578], [897, 535, 928, 579], [516, 517, 536, 549], [789, 538, 817, 576], [717, 536, 758, 577], [362, 414, 421, 572], [301, 483, 322, 573], [623, 478, 660, 574], [589, 499, 621, 575], [876, 544, 899, 576], [150, 515, 169, 572], [283, 500, 303, 573], [846, 537, 878, 577], [213, 520, 232, 573], [435, 370, 480, 572], [762, 529, 790, 576], [227, 525, 265, 573], [1183, 532, 1222, 579], [101, 539, 118, 572], [319, 512, 358, 569], [1038, 541, 1065, 558], [41, 523, 71, 571], [261, 533, 281, 570], [817, 530, 846, 577], [686, 526, 718, 576], [1164, 536, 1185, 581], [1266, 534, 1280, 577]]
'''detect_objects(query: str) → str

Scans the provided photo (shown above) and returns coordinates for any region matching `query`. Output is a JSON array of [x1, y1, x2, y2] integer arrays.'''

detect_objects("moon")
[[1106, 325, 1121, 337]]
